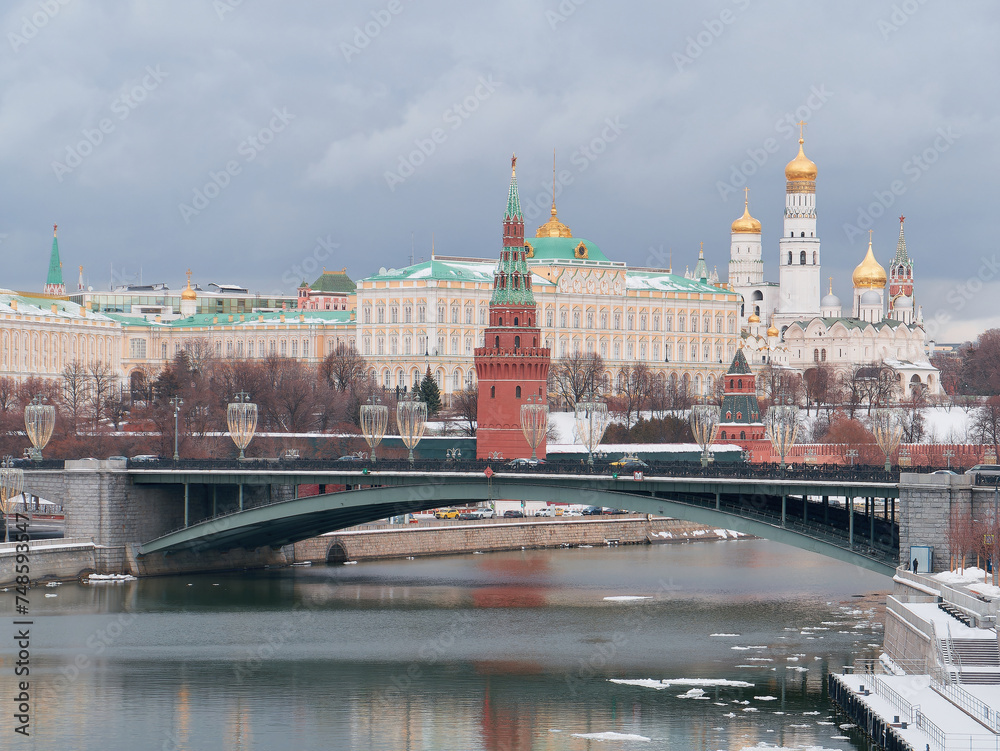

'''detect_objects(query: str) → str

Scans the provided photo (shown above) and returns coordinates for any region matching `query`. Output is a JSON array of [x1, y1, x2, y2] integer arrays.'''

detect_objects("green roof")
[[105, 310, 353, 329], [726, 349, 752, 375], [525, 236, 610, 263], [505, 168, 522, 221], [310, 270, 356, 294], [46, 232, 63, 287]]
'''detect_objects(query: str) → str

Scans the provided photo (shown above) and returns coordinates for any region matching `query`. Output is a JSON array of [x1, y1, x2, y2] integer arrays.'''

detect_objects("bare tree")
[[452, 386, 478, 436], [321, 343, 368, 393], [758, 362, 802, 411], [948, 506, 978, 574], [61, 361, 89, 435], [88, 361, 117, 432], [548, 352, 604, 409], [803, 363, 834, 415], [615, 363, 651, 429], [972, 395, 1000, 458], [843, 361, 896, 417], [898, 389, 927, 443]]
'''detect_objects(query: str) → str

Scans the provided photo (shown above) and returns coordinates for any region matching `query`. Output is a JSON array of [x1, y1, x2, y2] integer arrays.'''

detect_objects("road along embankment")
[[292, 516, 736, 564]]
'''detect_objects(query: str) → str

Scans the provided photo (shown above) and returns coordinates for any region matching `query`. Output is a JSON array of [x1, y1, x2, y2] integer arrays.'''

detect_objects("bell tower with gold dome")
[[774, 125, 822, 330]]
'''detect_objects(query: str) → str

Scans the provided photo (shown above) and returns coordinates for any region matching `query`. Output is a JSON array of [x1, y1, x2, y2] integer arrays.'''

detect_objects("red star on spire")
[[899, 215, 905, 224]]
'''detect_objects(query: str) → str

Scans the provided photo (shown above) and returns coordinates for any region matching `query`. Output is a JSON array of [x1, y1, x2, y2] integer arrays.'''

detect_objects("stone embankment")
[[293, 516, 728, 564]]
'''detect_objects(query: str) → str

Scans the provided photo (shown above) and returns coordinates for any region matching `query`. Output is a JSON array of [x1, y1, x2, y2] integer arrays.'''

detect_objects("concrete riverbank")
[[292, 516, 727, 564]]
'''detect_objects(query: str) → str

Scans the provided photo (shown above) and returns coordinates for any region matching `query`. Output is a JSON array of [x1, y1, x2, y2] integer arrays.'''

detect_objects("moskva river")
[[2, 539, 888, 750]]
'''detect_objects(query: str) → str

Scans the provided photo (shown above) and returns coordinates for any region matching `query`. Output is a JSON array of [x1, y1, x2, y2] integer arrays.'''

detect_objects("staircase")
[[940, 638, 1000, 685], [938, 601, 974, 627]]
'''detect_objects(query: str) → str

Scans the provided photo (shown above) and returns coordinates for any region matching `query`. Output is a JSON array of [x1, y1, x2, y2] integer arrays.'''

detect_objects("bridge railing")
[[124, 456, 903, 484]]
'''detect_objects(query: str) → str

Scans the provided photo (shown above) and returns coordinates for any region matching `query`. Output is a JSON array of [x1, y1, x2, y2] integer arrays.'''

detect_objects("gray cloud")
[[0, 0, 996, 342]]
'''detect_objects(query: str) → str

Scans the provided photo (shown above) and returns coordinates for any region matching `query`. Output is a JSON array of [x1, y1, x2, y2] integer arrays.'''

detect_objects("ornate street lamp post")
[[397, 395, 427, 465], [520, 395, 548, 463], [24, 396, 55, 462], [689, 404, 720, 468], [360, 396, 388, 464], [765, 404, 799, 470], [574, 400, 610, 467], [873, 408, 903, 473], [169, 396, 184, 461], [227, 391, 258, 460], [0, 456, 25, 543]]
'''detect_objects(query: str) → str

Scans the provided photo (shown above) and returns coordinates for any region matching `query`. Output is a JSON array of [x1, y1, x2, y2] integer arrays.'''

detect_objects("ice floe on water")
[[732, 645, 768, 650], [85, 573, 137, 583], [603, 596, 654, 602], [570, 732, 650, 742], [609, 678, 753, 689], [754, 695, 777, 701], [711, 633, 740, 637], [677, 688, 710, 699]]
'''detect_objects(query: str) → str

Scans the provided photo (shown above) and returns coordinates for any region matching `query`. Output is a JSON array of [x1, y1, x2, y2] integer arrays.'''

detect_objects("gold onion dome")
[[785, 138, 818, 182], [748, 313, 760, 324], [535, 203, 573, 238], [731, 198, 761, 234], [181, 275, 197, 300], [852, 239, 887, 289], [767, 319, 779, 337]]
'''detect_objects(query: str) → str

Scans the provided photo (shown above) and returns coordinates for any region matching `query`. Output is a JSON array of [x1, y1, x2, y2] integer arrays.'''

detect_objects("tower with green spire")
[[475, 155, 550, 460], [44, 224, 66, 296], [888, 215, 913, 313]]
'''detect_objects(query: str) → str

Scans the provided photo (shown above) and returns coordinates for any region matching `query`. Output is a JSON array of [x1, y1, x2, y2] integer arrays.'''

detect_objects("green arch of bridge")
[[138, 481, 895, 576]]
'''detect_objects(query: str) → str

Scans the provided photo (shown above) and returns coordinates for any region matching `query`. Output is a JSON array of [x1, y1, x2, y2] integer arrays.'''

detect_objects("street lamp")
[[360, 395, 388, 464], [397, 395, 427, 465], [765, 404, 799, 470], [574, 400, 610, 466], [689, 404, 720, 468], [872, 408, 903, 473], [24, 395, 55, 462], [446, 448, 462, 462], [845, 449, 859, 467], [520, 395, 548, 463], [169, 396, 184, 461], [227, 391, 258, 460], [0, 456, 24, 543], [943, 449, 955, 470]]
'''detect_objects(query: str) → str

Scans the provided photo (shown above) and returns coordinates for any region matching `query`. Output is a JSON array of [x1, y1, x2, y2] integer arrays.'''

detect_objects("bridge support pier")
[[870, 499, 875, 548], [184, 483, 189, 528], [848, 497, 854, 550], [781, 494, 786, 528], [238, 483, 243, 511], [823, 495, 828, 525], [715, 491, 720, 511]]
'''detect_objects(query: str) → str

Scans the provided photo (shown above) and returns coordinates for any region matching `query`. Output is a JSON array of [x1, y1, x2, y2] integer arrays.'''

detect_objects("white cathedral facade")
[[727, 134, 940, 397]]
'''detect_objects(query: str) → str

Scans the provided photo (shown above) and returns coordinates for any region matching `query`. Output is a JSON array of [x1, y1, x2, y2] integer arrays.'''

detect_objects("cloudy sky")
[[1, 0, 996, 341]]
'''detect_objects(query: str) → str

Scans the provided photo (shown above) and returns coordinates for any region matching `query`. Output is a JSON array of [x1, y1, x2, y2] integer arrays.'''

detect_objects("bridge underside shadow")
[[138, 481, 897, 575]]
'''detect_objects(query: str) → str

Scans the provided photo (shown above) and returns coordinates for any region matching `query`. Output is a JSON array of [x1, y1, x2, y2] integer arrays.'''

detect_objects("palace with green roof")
[[355, 157, 741, 403]]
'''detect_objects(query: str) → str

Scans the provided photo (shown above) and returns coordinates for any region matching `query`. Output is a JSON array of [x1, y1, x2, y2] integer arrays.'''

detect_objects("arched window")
[[799, 251, 806, 265], [721, 431, 727, 439], [800, 231, 805, 238], [787, 251, 793, 265], [514, 335, 520, 350], [514, 316, 519, 326], [495, 336, 500, 348], [813, 349, 819, 362], [515, 385, 521, 398], [740, 431, 746, 440], [490, 386, 495, 398]]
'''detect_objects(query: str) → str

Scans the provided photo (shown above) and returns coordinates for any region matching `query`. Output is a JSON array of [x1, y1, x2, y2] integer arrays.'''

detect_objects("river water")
[[1, 539, 888, 750]]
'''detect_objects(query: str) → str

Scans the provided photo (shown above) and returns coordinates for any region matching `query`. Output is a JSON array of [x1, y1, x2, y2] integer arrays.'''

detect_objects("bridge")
[[102, 459, 900, 575]]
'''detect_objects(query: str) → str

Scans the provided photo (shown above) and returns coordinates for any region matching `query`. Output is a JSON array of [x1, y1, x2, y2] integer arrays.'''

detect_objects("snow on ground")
[[932, 566, 1000, 599]]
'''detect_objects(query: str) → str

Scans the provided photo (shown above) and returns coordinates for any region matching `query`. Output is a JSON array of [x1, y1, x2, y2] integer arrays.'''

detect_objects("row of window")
[[1, 330, 117, 373]]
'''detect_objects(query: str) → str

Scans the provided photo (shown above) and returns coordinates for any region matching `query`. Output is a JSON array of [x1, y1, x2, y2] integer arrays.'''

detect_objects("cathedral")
[[727, 131, 940, 397]]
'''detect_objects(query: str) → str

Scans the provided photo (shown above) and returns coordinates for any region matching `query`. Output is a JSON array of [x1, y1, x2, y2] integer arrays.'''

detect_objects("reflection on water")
[[0, 540, 885, 750]]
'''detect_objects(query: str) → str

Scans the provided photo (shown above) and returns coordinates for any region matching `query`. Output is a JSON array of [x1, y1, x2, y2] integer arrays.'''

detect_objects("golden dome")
[[535, 203, 573, 238], [767, 321, 779, 337], [748, 313, 760, 324], [731, 196, 761, 234], [785, 138, 818, 182], [852, 238, 887, 289], [181, 269, 197, 301]]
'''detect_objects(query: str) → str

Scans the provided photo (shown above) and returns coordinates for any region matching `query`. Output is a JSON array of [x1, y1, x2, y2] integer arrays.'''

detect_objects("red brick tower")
[[475, 156, 551, 460], [714, 349, 770, 460]]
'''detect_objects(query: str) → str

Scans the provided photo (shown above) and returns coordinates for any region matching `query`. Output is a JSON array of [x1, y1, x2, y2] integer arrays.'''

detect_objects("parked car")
[[458, 511, 479, 520], [931, 469, 958, 475], [130, 454, 161, 462], [334, 455, 365, 463], [503, 510, 524, 518], [475, 507, 496, 519], [534, 507, 554, 517], [434, 508, 460, 519], [965, 465, 1000, 476], [582, 506, 604, 515], [507, 458, 545, 467]]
